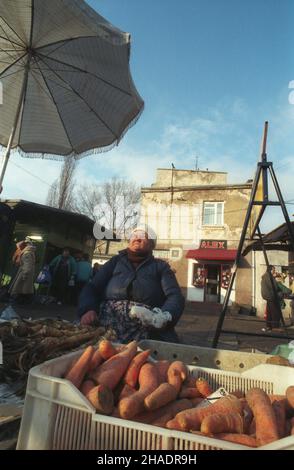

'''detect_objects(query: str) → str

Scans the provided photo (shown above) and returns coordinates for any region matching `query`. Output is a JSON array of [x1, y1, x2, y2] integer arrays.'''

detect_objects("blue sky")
[[3, 0, 294, 230]]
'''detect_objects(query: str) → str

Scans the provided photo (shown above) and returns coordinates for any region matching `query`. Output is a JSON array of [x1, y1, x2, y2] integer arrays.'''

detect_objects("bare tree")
[[74, 177, 141, 237], [100, 178, 140, 237], [73, 184, 101, 220], [46, 179, 59, 208], [46, 158, 77, 211]]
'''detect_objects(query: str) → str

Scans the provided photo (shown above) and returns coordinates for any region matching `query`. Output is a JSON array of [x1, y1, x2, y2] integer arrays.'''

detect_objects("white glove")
[[129, 305, 172, 329]]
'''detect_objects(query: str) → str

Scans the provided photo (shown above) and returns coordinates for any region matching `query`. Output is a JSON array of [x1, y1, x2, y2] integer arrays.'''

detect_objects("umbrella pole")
[[0, 127, 17, 190], [0, 60, 30, 191]]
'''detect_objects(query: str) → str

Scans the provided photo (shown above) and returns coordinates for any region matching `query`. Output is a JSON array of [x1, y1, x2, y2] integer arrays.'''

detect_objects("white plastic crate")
[[16, 349, 294, 450], [138, 340, 272, 372]]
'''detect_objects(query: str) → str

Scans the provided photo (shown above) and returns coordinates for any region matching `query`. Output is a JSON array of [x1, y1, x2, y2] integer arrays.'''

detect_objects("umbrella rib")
[[0, 68, 24, 80], [33, 60, 74, 152], [0, 46, 21, 63], [0, 16, 26, 47], [29, 0, 35, 48], [0, 52, 27, 79], [0, 35, 24, 48], [38, 55, 119, 140], [37, 51, 133, 97], [0, 59, 25, 66], [0, 24, 22, 60], [35, 37, 77, 58], [35, 36, 119, 52]]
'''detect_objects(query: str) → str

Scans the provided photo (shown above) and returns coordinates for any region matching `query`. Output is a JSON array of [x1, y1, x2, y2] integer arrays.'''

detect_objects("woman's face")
[[128, 230, 150, 252]]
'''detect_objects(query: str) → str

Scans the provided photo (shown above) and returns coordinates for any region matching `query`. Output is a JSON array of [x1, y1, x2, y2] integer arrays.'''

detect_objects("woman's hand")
[[80, 310, 98, 326]]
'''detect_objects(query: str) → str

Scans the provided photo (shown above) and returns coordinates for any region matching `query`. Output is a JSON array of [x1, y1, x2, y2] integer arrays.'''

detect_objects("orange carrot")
[[85, 384, 114, 415], [167, 361, 188, 394], [144, 383, 178, 410], [118, 363, 159, 419], [268, 394, 286, 403], [272, 399, 287, 438], [151, 399, 193, 428], [268, 394, 292, 415], [124, 349, 151, 388], [200, 412, 244, 435], [118, 384, 137, 401], [154, 360, 171, 383], [80, 379, 96, 396], [166, 395, 242, 432], [190, 430, 214, 438], [90, 341, 138, 390], [249, 418, 256, 436], [133, 399, 192, 426], [88, 349, 103, 372], [179, 386, 202, 399], [246, 388, 279, 446], [99, 340, 119, 360], [286, 386, 294, 409], [214, 433, 258, 448], [183, 376, 197, 388], [189, 397, 205, 407], [65, 346, 95, 389], [291, 417, 294, 436], [196, 377, 213, 397]]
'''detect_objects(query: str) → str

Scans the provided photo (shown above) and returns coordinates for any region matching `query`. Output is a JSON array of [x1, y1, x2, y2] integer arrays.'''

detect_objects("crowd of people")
[[4, 241, 97, 307]]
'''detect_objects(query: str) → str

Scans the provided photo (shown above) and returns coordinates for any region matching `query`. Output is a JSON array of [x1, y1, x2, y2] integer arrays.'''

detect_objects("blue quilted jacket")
[[78, 250, 185, 342]]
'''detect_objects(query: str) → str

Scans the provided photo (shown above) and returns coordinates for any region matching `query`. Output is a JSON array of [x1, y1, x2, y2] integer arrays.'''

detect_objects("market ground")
[[2, 300, 294, 354]]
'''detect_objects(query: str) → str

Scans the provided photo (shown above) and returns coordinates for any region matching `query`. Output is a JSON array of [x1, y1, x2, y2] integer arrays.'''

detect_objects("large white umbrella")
[[0, 0, 144, 188]]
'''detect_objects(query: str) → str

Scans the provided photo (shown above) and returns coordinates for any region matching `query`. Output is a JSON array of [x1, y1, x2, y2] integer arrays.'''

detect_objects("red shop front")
[[186, 242, 237, 303]]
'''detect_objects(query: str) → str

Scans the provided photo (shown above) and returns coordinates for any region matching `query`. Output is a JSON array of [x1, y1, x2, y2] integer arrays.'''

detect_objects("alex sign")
[[200, 240, 227, 250]]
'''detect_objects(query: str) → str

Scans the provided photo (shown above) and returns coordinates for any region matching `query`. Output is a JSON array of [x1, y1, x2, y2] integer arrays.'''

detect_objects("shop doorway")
[[204, 264, 220, 302]]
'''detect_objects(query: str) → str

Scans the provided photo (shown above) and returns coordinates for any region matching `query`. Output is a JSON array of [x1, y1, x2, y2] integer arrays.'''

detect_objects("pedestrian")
[[275, 273, 292, 308], [9, 239, 36, 305], [49, 248, 77, 305], [261, 266, 283, 332]]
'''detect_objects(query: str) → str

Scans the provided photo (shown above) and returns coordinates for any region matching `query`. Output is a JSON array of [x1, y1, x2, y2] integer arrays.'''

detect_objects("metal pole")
[[212, 163, 263, 348], [261, 122, 269, 202], [250, 122, 269, 238], [0, 57, 30, 190]]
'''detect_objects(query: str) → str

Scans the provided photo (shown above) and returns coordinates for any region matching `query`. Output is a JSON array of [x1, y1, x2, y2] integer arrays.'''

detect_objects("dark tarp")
[[242, 222, 294, 256]]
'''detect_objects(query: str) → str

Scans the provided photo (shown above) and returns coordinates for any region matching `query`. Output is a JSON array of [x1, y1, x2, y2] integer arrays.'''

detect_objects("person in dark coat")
[[49, 248, 77, 305], [261, 265, 284, 331], [78, 227, 185, 343], [9, 241, 36, 304]]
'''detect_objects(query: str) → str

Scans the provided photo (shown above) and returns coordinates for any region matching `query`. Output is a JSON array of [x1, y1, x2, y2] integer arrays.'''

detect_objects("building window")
[[203, 202, 224, 226]]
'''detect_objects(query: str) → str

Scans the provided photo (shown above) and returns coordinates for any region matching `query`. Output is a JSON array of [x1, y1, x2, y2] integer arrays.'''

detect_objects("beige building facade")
[[141, 169, 254, 309]]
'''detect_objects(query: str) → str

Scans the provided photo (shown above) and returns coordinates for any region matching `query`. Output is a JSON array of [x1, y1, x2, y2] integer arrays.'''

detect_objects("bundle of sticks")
[[0, 318, 116, 396]]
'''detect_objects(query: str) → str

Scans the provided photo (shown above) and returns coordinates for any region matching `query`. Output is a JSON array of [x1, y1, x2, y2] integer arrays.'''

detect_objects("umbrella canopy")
[[0, 0, 144, 186]]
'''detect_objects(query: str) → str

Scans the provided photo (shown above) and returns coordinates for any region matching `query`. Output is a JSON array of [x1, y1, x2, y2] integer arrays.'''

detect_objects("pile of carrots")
[[64, 340, 294, 448]]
